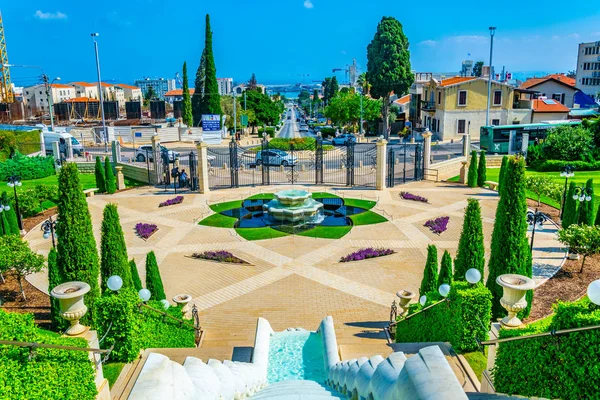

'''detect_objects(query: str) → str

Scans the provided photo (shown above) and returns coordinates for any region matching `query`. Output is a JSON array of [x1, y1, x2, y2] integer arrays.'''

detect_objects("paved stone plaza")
[[25, 181, 565, 362]]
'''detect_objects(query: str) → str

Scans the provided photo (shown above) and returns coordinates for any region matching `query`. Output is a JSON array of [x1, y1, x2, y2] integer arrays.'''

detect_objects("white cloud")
[[447, 35, 487, 44], [34, 10, 67, 20], [303, 0, 314, 9], [419, 40, 437, 47]]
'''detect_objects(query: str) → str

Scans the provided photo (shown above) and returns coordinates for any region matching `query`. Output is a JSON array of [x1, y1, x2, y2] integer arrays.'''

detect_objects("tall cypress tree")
[[104, 157, 116, 194], [498, 155, 508, 196], [0, 212, 7, 236], [577, 179, 594, 225], [56, 163, 100, 322], [454, 198, 485, 280], [420, 245, 439, 296], [477, 151, 487, 187], [486, 156, 532, 318], [562, 181, 578, 230], [181, 61, 194, 127], [595, 203, 600, 227], [438, 250, 453, 286], [193, 14, 222, 126], [467, 151, 478, 187], [145, 251, 166, 300], [95, 156, 106, 193], [1, 192, 20, 235], [130, 259, 142, 291], [100, 204, 132, 292], [47, 247, 64, 329]]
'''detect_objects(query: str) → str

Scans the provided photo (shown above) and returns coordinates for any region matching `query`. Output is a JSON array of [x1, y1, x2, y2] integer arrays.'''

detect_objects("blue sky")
[[3, 1, 600, 87]]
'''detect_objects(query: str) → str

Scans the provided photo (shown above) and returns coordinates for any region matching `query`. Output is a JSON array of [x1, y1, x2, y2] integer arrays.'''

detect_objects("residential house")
[[392, 94, 410, 133], [520, 74, 577, 107], [23, 83, 75, 115], [115, 84, 143, 102], [70, 82, 99, 99], [164, 88, 195, 104], [233, 84, 266, 95], [575, 41, 600, 101], [530, 98, 570, 122], [100, 83, 125, 107]]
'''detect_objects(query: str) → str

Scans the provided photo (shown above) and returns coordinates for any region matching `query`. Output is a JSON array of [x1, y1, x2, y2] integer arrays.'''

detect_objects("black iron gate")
[[386, 143, 424, 187]]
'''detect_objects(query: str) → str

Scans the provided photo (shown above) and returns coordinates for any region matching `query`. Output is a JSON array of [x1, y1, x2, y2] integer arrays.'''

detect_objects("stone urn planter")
[[396, 290, 415, 315], [51, 281, 91, 336], [173, 293, 193, 313], [496, 274, 535, 328]]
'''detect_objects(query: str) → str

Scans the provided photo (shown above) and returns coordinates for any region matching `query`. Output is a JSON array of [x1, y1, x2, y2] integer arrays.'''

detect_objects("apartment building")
[[23, 83, 75, 115], [100, 83, 125, 107], [115, 84, 142, 102], [70, 82, 99, 99], [217, 78, 233, 95], [575, 41, 600, 101], [133, 77, 176, 100]]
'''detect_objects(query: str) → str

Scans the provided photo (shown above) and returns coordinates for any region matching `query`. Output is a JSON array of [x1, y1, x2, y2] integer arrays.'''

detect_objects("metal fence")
[[386, 143, 424, 187]]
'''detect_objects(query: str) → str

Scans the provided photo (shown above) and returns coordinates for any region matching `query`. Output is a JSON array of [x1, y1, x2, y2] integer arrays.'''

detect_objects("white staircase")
[[249, 380, 344, 399]]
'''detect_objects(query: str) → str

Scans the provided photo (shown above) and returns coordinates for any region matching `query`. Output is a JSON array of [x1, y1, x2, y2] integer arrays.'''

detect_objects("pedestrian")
[[179, 169, 188, 188]]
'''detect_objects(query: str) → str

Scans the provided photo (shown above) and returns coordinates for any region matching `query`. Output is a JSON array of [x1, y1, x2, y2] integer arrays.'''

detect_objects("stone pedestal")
[[376, 137, 387, 190], [196, 142, 210, 194], [115, 166, 125, 190], [66, 330, 111, 400], [459, 161, 468, 184], [462, 134, 470, 157]]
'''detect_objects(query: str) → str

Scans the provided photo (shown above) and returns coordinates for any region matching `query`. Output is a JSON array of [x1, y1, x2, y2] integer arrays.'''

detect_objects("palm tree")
[[357, 72, 371, 95]]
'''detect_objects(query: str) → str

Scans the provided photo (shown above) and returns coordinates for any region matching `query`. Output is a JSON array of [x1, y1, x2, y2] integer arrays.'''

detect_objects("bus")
[[480, 121, 581, 154]]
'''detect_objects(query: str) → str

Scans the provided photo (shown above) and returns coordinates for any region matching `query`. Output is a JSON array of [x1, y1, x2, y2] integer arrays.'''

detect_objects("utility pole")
[[359, 90, 363, 136], [485, 27, 496, 127], [42, 74, 57, 131], [233, 93, 236, 137], [244, 91, 246, 111], [91, 33, 107, 143]]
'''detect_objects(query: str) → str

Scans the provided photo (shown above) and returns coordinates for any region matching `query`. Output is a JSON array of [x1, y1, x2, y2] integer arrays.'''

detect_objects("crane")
[[0, 11, 14, 103], [332, 66, 350, 85]]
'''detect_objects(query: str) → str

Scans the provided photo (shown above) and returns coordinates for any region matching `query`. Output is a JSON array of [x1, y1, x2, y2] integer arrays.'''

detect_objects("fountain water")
[[263, 190, 324, 223]]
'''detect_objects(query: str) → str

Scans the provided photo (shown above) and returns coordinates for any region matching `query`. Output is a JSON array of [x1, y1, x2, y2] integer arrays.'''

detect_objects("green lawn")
[[198, 213, 237, 228], [343, 198, 376, 210], [103, 362, 125, 388], [312, 192, 341, 199], [349, 210, 388, 226], [19, 173, 146, 191], [247, 193, 275, 200], [462, 349, 488, 382], [235, 227, 289, 240], [209, 200, 243, 213], [296, 225, 352, 239]]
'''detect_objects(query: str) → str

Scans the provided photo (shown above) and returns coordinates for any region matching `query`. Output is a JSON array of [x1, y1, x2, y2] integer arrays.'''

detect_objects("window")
[[432, 119, 437, 132], [492, 119, 500, 126], [552, 93, 565, 104], [493, 90, 502, 105], [458, 90, 467, 106], [437, 91, 441, 105], [457, 119, 466, 134]]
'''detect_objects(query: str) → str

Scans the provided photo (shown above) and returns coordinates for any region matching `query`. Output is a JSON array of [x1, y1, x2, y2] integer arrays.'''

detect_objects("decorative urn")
[[173, 293, 193, 313], [496, 274, 535, 328], [396, 290, 415, 315], [51, 281, 91, 336]]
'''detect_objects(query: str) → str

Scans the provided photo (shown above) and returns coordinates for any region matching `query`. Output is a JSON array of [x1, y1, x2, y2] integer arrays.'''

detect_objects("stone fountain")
[[263, 190, 324, 223]]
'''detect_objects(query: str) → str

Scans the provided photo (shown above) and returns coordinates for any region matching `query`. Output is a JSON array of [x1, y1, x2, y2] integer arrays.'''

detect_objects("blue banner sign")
[[202, 114, 221, 131]]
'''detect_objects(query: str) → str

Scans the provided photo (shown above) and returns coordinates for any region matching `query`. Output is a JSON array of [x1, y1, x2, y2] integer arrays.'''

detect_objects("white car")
[[135, 145, 179, 162], [332, 134, 357, 145]]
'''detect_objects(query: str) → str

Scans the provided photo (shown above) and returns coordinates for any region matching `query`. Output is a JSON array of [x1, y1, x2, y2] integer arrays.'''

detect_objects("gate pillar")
[[422, 130, 432, 172], [196, 141, 211, 194], [376, 136, 387, 191]]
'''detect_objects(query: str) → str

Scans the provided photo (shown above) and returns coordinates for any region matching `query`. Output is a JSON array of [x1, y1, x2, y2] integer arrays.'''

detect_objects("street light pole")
[[233, 93, 237, 138], [7, 174, 22, 230], [560, 165, 574, 219], [360, 90, 364, 136], [485, 27, 496, 127], [527, 209, 547, 252], [91, 33, 107, 144]]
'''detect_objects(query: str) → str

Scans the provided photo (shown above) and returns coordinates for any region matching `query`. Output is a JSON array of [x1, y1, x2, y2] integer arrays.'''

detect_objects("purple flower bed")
[[191, 251, 247, 264], [400, 191, 428, 203], [159, 196, 184, 208], [424, 216, 449, 235], [135, 223, 158, 240], [340, 248, 395, 263]]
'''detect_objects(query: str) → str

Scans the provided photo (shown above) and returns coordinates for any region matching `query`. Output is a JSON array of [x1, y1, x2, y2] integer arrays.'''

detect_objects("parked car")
[[299, 124, 309, 132], [255, 149, 298, 166], [135, 145, 179, 162], [331, 133, 357, 145]]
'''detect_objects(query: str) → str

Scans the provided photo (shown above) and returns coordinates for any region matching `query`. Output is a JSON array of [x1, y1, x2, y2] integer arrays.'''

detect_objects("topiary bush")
[[0, 152, 55, 181], [477, 151, 487, 187], [395, 281, 491, 352], [454, 198, 485, 280], [145, 251, 166, 300], [562, 181, 578, 230], [100, 204, 132, 292], [94, 156, 106, 193], [438, 250, 453, 286], [104, 157, 116, 194], [47, 247, 65, 330], [419, 244, 438, 296], [130, 259, 142, 291], [1, 191, 20, 235], [0, 309, 97, 400], [467, 151, 478, 187]]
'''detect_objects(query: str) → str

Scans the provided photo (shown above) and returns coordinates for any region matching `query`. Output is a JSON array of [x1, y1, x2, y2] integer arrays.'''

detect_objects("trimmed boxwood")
[[395, 281, 492, 352], [0, 152, 55, 181], [533, 159, 600, 172]]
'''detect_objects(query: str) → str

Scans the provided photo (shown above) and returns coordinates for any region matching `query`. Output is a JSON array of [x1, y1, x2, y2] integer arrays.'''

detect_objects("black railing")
[[478, 324, 600, 346], [421, 101, 435, 111]]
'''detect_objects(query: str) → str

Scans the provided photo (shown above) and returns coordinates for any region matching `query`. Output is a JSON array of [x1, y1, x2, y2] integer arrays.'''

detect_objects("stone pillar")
[[115, 166, 125, 190], [66, 140, 74, 160], [375, 137, 387, 191], [151, 135, 160, 176], [521, 132, 529, 155], [459, 161, 468, 184], [196, 142, 210, 194], [52, 141, 61, 172], [111, 141, 121, 164], [461, 134, 470, 157], [68, 330, 111, 400], [422, 130, 432, 172], [39, 131, 46, 157]]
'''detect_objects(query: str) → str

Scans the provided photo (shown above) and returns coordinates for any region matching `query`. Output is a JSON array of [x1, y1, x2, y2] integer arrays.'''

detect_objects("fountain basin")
[[263, 190, 324, 223]]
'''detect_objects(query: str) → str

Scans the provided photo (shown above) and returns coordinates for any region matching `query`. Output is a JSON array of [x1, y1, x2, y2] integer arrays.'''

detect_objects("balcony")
[[421, 101, 435, 111]]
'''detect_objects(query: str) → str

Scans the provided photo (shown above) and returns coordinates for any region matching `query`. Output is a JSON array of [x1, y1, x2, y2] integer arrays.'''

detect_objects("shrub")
[[320, 127, 336, 138], [578, 178, 594, 226], [534, 159, 600, 172], [267, 137, 317, 151], [47, 247, 64, 329], [0, 152, 55, 181], [395, 281, 492, 352], [477, 151, 487, 187], [419, 245, 438, 296], [130, 259, 142, 291], [339, 248, 395, 262], [493, 298, 600, 399], [159, 196, 184, 207], [498, 155, 508, 196], [0, 309, 97, 400], [562, 181, 578, 230], [135, 223, 158, 240], [467, 151, 478, 187], [541, 125, 594, 162], [525, 142, 545, 166], [100, 204, 132, 292], [104, 157, 116, 194], [191, 251, 248, 264], [145, 251, 166, 300], [1, 191, 20, 235], [438, 250, 453, 286], [94, 156, 106, 193], [424, 216, 449, 234], [558, 224, 600, 273], [525, 176, 563, 206], [0, 236, 45, 301], [5, 184, 58, 218], [399, 191, 428, 203], [454, 198, 485, 280]]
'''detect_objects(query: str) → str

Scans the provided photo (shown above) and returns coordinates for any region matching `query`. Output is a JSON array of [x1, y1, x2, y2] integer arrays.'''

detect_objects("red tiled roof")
[[50, 83, 73, 89], [70, 82, 96, 87], [438, 76, 477, 87], [394, 94, 411, 105], [532, 99, 570, 113], [64, 97, 99, 103], [165, 89, 195, 96], [521, 74, 576, 89], [116, 83, 140, 90]]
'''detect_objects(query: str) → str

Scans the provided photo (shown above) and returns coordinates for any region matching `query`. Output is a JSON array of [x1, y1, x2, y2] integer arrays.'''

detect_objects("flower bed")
[[191, 251, 247, 264], [159, 196, 184, 207], [400, 191, 428, 203], [135, 223, 158, 240], [424, 216, 449, 234], [340, 248, 395, 262]]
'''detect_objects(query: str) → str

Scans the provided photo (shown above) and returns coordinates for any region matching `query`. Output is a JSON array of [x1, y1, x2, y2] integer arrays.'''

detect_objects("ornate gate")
[[386, 143, 424, 187]]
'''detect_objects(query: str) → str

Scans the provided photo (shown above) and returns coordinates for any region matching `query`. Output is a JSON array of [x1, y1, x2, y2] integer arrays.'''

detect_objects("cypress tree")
[[562, 181, 578, 230], [145, 251, 166, 300], [419, 245, 439, 296], [454, 198, 485, 280], [595, 203, 600, 227], [193, 14, 222, 126], [56, 163, 100, 323], [0, 211, 6, 236], [47, 247, 64, 329], [577, 179, 594, 226], [104, 157, 116, 194], [130, 259, 142, 291], [486, 156, 532, 318], [181, 61, 194, 127], [477, 151, 487, 187], [100, 204, 132, 292], [1, 192, 20, 235], [438, 250, 453, 286], [467, 151, 478, 187], [498, 155, 508, 196], [94, 156, 106, 193]]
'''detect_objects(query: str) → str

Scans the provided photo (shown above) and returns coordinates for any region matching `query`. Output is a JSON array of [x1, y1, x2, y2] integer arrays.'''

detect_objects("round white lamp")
[[107, 275, 123, 292], [138, 289, 151, 302], [466, 268, 482, 284], [43, 231, 50, 240], [438, 283, 451, 297], [587, 280, 600, 305], [419, 295, 427, 306], [160, 299, 170, 310]]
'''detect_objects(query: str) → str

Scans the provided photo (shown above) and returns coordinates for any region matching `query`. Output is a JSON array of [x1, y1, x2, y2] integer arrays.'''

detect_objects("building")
[[23, 83, 75, 115], [575, 41, 600, 101], [164, 88, 195, 104], [520, 74, 577, 107], [70, 82, 99, 99], [349, 59, 358, 87], [233, 84, 266, 95], [531, 98, 570, 122], [460, 60, 474, 77], [100, 83, 126, 108], [217, 78, 233, 95], [133, 77, 176, 100], [115, 84, 142, 102]]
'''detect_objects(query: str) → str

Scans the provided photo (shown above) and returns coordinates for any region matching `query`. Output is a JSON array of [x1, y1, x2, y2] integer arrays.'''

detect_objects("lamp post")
[[7, 174, 22, 230], [526, 208, 548, 252], [41, 215, 57, 249], [560, 165, 574, 219], [91, 33, 108, 144], [485, 27, 496, 127], [573, 186, 593, 203]]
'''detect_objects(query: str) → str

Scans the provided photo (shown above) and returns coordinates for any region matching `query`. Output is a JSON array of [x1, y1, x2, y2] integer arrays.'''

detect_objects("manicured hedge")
[[94, 289, 195, 362], [493, 298, 600, 399], [0, 309, 97, 400], [533, 159, 600, 172], [0, 152, 55, 180], [395, 281, 492, 352]]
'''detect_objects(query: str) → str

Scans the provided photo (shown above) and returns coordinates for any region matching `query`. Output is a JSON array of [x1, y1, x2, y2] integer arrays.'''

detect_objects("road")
[[277, 107, 313, 139]]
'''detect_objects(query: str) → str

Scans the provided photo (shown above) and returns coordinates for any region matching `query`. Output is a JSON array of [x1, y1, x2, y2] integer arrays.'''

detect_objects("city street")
[[277, 107, 314, 139]]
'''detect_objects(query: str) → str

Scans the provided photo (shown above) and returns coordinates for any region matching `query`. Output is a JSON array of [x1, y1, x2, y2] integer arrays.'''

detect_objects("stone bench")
[[485, 181, 499, 191], [83, 188, 99, 197]]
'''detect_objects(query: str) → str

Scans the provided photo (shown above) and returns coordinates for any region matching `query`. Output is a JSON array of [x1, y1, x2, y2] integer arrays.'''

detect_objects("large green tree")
[[145, 251, 166, 300], [486, 156, 532, 318], [94, 156, 106, 193], [473, 61, 484, 77], [562, 181, 578, 230], [244, 89, 281, 131], [420, 244, 439, 296], [438, 250, 453, 286], [454, 198, 485, 280], [181, 61, 193, 127], [248, 73, 258, 90], [0, 236, 44, 301], [324, 91, 381, 131], [56, 163, 100, 321], [467, 151, 478, 187], [477, 151, 487, 187], [366, 17, 413, 139], [578, 179, 595, 225], [100, 204, 132, 292]]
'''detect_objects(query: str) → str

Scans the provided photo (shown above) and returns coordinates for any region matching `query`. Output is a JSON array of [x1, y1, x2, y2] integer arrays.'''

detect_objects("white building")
[[115, 84, 143, 102], [133, 77, 176, 100], [70, 82, 99, 99], [23, 83, 75, 115], [100, 83, 126, 107], [575, 41, 600, 101], [217, 78, 233, 95]]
